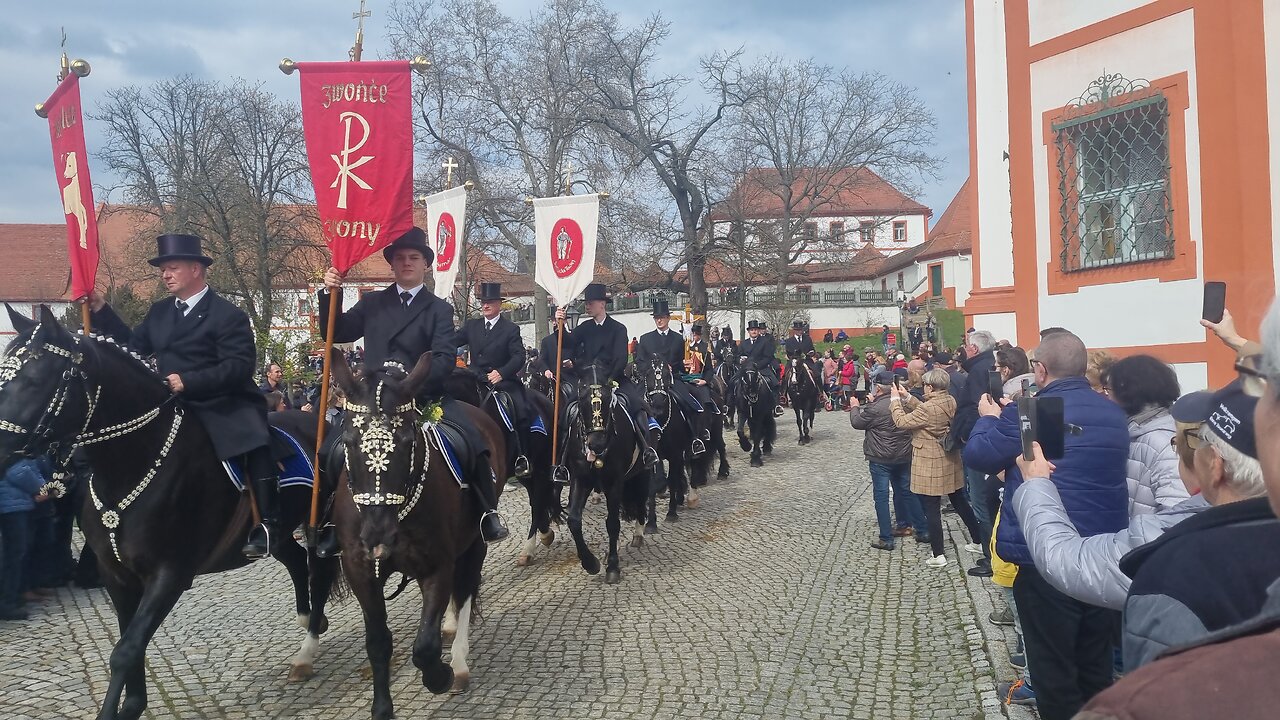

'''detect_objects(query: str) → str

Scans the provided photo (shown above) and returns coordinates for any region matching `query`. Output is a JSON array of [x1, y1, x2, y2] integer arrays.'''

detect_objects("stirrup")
[[691, 438, 706, 456], [773, 405, 784, 417], [514, 455, 531, 478], [699, 428, 711, 441], [242, 523, 274, 559], [642, 447, 659, 467], [552, 464, 570, 485], [479, 509, 510, 543]]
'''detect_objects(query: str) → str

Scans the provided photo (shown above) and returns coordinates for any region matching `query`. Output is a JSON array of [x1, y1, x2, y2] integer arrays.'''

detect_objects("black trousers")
[[917, 491, 981, 558], [1012, 566, 1116, 720]]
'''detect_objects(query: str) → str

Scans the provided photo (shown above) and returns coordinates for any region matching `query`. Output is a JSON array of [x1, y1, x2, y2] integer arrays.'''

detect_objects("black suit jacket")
[[93, 290, 268, 460], [741, 335, 778, 371], [455, 315, 524, 381], [568, 315, 628, 382], [783, 333, 815, 359], [636, 329, 684, 375], [534, 328, 572, 376], [318, 285, 455, 398]]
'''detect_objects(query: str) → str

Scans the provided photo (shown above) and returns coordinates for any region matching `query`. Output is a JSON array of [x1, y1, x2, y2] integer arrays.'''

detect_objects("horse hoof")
[[737, 438, 751, 452], [442, 628, 456, 645], [317, 616, 329, 634], [665, 512, 679, 522], [449, 671, 471, 694], [751, 458, 763, 467], [718, 467, 730, 478], [582, 556, 601, 575], [516, 555, 531, 567], [630, 534, 645, 548], [288, 663, 315, 682], [423, 663, 455, 695], [605, 569, 622, 584], [643, 523, 659, 535], [539, 529, 555, 546]]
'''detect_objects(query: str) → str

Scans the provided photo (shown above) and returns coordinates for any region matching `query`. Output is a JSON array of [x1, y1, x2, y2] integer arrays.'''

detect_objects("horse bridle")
[[642, 357, 673, 432], [342, 378, 427, 522]]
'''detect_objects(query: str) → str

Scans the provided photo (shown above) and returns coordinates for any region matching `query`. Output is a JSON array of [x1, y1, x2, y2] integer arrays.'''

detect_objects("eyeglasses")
[[1236, 353, 1270, 398], [1170, 430, 1203, 451]]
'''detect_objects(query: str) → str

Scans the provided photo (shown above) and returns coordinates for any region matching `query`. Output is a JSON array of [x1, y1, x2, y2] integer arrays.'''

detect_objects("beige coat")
[[889, 389, 964, 496]]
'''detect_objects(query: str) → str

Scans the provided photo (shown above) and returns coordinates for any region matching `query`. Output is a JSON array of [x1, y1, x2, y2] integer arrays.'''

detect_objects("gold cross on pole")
[[443, 157, 459, 189], [563, 160, 573, 196], [350, 0, 370, 62]]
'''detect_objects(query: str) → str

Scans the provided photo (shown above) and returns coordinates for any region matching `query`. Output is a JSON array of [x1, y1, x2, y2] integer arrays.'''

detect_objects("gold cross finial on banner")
[[350, 0, 370, 62], [443, 157, 459, 189]]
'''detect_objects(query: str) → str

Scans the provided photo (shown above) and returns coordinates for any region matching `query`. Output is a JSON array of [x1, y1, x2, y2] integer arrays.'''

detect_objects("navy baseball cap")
[[873, 370, 897, 385], [1171, 380, 1258, 459]]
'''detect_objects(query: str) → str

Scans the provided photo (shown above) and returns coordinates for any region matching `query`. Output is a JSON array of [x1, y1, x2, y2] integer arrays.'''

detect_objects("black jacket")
[[1119, 497, 1280, 668], [534, 327, 572, 376], [568, 315, 629, 382], [93, 290, 268, 460], [318, 285, 454, 398], [950, 348, 995, 446], [740, 335, 778, 372], [637, 329, 684, 375], [454, 315, 523, 382], [849, 392, 912, 464], [783, 333, 815, 359]]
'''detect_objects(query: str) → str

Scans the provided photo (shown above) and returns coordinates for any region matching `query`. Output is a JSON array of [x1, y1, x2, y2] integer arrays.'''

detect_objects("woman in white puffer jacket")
[[1102, 355, 1187, 515]]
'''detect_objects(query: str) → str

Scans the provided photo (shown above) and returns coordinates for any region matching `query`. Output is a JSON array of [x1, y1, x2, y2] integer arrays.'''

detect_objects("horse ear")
[[6, 304, 37, 335], [329, 346, 358, 397], [402, 352, 433, 400]]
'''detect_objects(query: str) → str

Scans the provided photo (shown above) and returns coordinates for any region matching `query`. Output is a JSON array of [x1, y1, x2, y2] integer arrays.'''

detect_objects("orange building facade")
[[966, 0, 1279, 389]]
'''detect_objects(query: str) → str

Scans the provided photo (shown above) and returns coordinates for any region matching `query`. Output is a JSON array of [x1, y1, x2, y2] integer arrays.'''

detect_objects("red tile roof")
[[710, 167, 931, 222]]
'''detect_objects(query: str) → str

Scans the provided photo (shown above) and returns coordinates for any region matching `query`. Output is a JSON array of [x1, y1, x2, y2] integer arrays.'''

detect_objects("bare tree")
[[93, 76, 318, 361], [724, 58, 939, 295]]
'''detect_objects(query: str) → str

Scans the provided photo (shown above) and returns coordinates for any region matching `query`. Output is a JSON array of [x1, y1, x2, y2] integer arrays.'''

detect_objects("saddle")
[[428, 417, 487, 490]]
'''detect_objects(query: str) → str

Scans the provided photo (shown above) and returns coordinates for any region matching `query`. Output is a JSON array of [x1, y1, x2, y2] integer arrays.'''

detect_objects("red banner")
[[42, 74, 99, 301], [296, 61, 415, 274]]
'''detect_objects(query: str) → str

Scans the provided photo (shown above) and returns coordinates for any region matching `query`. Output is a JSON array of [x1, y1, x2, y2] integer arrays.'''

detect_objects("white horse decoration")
[[61, 151, 89, 250]]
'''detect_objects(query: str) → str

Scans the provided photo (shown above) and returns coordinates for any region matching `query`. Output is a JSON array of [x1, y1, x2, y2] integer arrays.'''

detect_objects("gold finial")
[[279, 58, 297, 75], [410, 56, 432, 75]]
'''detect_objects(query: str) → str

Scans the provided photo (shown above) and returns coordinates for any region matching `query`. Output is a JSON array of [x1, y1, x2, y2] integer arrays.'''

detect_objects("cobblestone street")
[[1, 411, 1032, 719]]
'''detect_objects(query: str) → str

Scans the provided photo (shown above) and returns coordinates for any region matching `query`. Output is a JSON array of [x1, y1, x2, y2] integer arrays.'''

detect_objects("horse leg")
[[413, 574, 455, 695], [98, 572, 187, 720], [345, 557, 395, 720], [289, 552, 339, 682], [716, 428, 731, 477], [565, 476, 600, 575], [736, 414, 751, 452], [518, 473, 544, 566], [644, 490, 659, 534], [275, 536, 311, 629], [448, 537, 485, 693], [666, 460, 685, 521], [604, 495, 623, 584]]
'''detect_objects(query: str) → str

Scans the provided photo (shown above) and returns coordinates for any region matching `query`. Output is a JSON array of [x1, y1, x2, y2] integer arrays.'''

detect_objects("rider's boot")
[[315, 522, 341, 558], [637, 410, 661, 467], [243, 477, 282, 559], [472, 473, 510, 543]]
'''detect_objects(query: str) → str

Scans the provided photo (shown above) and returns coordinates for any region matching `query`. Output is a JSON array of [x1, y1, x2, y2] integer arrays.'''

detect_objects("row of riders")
[[0, 226, 816, 720]]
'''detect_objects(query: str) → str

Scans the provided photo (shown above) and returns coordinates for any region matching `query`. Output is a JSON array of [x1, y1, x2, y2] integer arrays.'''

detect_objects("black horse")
[[445, 367, 562, 566], [637, 354, 707, 526], [329, 350, 502, 719], [562, 362, 651, 584], [784, 359, 821, 445], [0, 306, 339, 720], [735, 366, 778, 467]]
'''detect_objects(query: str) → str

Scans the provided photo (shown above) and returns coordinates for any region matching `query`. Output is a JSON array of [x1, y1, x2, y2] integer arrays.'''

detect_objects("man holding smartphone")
[[963, 330, 1131, 720]]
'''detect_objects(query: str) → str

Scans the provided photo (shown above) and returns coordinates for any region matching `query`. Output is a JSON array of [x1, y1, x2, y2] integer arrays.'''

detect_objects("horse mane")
[[78, 331, 169, 387]]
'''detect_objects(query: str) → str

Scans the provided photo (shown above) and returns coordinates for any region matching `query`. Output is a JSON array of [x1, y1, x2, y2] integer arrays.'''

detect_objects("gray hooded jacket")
[[1012, 476, 1210, 610]]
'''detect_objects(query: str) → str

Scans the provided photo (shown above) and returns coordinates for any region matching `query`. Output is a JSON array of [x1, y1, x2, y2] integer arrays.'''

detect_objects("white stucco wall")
[[1027, 0, 1156, 46], [0, 301, 72, 340], [972, 0, 1016, 289], [1029, 10, 1206, 349], [1266, 0, 1280, 294]]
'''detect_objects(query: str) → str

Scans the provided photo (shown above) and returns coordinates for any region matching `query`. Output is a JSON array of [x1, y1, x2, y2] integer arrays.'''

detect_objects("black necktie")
[[400, 291, 412, 308], [485, 320, 493, 333], [175, 300, 188, 316]]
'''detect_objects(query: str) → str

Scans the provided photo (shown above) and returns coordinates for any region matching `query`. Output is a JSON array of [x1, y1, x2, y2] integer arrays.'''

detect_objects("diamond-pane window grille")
[[1054, 74, 1175, 272]]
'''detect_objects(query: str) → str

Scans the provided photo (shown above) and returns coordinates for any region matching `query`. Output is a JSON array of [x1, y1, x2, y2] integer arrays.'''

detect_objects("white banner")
[[533, 194, 599, 306], [427, 185, 468, 301]]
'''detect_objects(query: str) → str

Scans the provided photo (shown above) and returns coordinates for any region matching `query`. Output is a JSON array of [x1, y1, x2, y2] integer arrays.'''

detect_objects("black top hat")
[[584, 283, 609, 302], [747, 320, 761, 330], [149, 234, 213, 267], [791, 319, 805, 329], [382, 226, 435, 265], [478, 283, 504, 302], [690, 323, 704, 334], [651, 299, 671, 317], [759, 322, 768, 331]]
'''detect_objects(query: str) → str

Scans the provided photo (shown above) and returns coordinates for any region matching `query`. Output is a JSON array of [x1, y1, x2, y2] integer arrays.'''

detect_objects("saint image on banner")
[[549, 218, 583, 278], [436, 212, 456, 272]]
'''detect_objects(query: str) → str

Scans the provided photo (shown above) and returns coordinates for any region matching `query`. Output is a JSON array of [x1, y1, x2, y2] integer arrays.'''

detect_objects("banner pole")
[[307, 288, 340, 541], [81, 302, 91, 334], [551, 316, 565, 468]]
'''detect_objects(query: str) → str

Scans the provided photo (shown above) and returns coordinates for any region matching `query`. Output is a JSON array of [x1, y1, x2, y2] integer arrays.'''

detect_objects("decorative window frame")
[[892, 220, 908, 242], [1044, 72, 1195, 295]]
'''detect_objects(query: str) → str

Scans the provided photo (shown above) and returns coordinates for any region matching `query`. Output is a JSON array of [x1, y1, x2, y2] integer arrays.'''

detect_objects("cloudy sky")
[[1, 0, 967, 225]]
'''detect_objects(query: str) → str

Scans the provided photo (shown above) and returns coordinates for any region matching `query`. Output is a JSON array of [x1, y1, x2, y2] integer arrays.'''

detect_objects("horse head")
[[0, 305, 98, 471], [330, 347, 431, 562], [575, 362, 616, 459]]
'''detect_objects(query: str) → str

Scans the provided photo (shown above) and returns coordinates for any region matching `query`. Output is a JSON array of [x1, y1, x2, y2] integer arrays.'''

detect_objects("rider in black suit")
[[739, 319, 784, 416], [453, 283, 533, 478], [90, 234, 282, 558], [319, 227, 508, 543], [556, 283, 660, 468], [783, 319, 818, 386], [637, 300, 712, 455]]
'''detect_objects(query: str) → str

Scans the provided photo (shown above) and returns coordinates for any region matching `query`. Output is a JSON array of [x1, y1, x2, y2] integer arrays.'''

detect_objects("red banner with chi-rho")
[[42, 74, 100, 301], [295, 61, 415, 274]]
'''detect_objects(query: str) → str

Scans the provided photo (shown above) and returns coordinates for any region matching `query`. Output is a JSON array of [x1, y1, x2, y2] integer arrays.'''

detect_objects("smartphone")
[[1019, 396, 1066, 461], [1202, 282, 1227, 324], [987, 370, 1004, 401]]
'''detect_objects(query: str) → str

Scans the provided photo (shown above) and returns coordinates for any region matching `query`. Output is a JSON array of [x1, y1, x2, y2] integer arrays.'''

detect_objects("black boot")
[[243, 477, 281, 559], [315, 523, 341, 558], [472, 476, 509, 543]]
